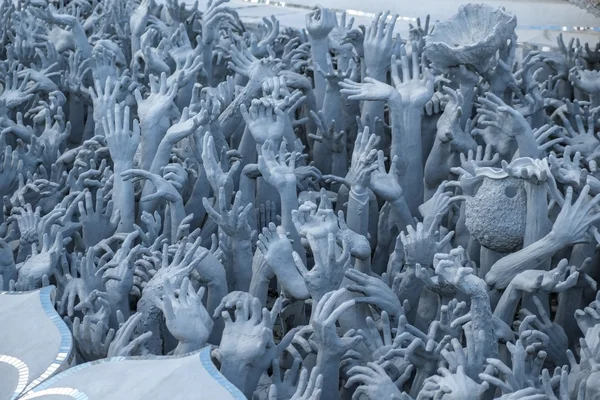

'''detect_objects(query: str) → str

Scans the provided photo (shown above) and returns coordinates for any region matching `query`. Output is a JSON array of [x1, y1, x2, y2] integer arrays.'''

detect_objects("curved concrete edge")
[[28, 347, 245, 400], [199, 347, 246, 400], [0, 355, 29, 400], [20, 387, 88, 400], [18, 286, 74, 397]]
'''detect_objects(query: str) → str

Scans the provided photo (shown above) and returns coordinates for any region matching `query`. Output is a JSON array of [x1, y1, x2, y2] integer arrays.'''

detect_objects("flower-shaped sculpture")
[[424, 4, 517, 73]]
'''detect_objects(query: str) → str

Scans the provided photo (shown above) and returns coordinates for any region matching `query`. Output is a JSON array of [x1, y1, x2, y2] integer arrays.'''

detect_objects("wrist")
[[546, 229, 569, 248], [317, 346, 343, 362], [279, 182, 298, 203], [113, 161, 134, 173], [175, 340, 204, 355], [309, 36, 330, 44], [219, 359, 250, 390], [351, 184, 369, 197], [387, 190, 405, 204], [388, 92, 403, 107], [365, 66, 386, 81]]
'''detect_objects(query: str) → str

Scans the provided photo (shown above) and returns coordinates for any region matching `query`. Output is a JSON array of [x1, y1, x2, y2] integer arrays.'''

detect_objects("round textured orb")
[[465, 176, 527, 252]]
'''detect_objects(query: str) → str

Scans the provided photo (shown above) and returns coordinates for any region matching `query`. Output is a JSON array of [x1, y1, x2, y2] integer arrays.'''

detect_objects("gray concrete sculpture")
[[0, 0, 600, 399]]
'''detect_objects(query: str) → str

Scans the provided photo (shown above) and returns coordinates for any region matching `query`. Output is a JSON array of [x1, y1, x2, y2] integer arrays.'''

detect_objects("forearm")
[[468, 291, 498, 363], [331, 150, 348, 179], [83, 104, 95, 141], [185, 170, 210, 226], [389, 196, 414, 232], [312, 140, 333, 175], [139, 141, 175, 215], [391, 103, 424, 214], [524, 182, 551, 245], [219, 360, 250, 393], [522, 180, 552, 312], [493, 283, 522, 325], [459, 82, 476, 128], [396, 269, 423, 324], [16, 240, 33, 263], [556, 242, 596, 344], [73, 25, 92, 58], [322, 88, 343, 128], [113, 161, 135, 233], [316, 351, 341, 400], [486, 233, 564, 289], [238, 127, 258, 169], [202, 41, 214, 85], [515, 134, 540, 159], [347, 187, 371, 273], [310, 38, 329, 109], [587, 175, 600, 195], [219, 82, 261, 139], [109, 295, 131, 328], [590, 93, 600, 109], [131, 34, 141, 58], [361, 69, 386, 127], [424, 141, 453, 193], [173, 340, 204, 355], [139, 123, 165, 171], [239, 175, 257, 229], [206, 279, 228, 344], [231, 239, 253, 291], [249, 254, 273, 306], [168, 198, 186, 241], [68, 94, 86, 143], [279, 183, 306, 263], [304, 90, 319, 136]]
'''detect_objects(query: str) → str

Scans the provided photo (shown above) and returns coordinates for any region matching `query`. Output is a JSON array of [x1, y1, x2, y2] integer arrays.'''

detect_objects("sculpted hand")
[[257, 223, 309, 299], [346, 362, 407, 400], [0, 70, 40, 110], [241, 100, 287, 145], [107, 312, 153, 357], [134, 72, 177, 128], [305, 6, 336, 41], [551, 185, 600, 246], [369, 151, 403, 202], [324, 127, 379, 191], [569, 65, 600, 97], [98, 231, 140, 306], [311, 288, 363, 357], [345, 268, 403, 320], [216, 295, 282, 386], [401, 221, 454, 268], [78, 188, 120, 248], [59, 252, 105, 317], [203, 188, 253, 239], [121, 169, 182, 204], [291, 200, 338, 240], [390, 49, 434, 108], [258, 140, 298, 190], [102, 105, 140, 164], [509, 258, 579, 293], [17, 232, 63, 289], [339, 77, 398, 102], [293, 233, 350, 301], [154, 277, 213, 352], [201, 134, 239, 197]]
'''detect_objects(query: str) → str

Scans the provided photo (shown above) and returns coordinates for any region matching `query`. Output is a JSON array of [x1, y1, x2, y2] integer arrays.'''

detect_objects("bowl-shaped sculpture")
[[424, 4, 517, 73]]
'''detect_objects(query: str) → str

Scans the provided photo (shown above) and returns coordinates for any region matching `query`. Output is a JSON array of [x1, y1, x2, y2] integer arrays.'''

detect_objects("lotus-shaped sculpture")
[[424, 4, 517, 73]]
